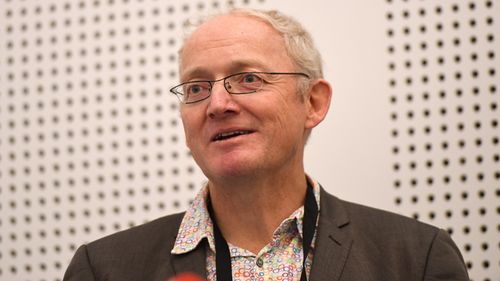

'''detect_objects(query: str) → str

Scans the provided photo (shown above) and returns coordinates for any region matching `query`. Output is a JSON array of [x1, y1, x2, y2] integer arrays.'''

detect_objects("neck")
[[208, 168, 308, 254]]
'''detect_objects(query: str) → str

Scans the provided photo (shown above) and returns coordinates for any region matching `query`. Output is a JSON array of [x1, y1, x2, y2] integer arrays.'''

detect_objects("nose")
[[206, 81, 240, 119]]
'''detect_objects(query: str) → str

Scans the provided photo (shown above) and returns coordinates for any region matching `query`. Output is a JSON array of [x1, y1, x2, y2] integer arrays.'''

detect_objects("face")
[[179, 15, 320, 182]]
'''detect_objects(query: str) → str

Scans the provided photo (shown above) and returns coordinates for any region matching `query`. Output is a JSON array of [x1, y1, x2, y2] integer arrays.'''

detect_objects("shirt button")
[[256, 257, 264, 267]]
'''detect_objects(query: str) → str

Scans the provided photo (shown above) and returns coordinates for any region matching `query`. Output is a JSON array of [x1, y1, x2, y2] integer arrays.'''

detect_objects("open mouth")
[[212, 130, 253, 142]]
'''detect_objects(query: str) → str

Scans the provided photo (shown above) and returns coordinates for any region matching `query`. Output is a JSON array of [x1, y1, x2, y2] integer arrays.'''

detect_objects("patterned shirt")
[[171, 179, 321, 281]]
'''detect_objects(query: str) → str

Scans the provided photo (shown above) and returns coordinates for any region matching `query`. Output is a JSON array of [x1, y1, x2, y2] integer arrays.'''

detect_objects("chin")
[[205, 157, 260, 181]]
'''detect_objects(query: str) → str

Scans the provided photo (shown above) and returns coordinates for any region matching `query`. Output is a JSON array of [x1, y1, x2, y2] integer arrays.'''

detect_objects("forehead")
[[180, 14, 294, 79]]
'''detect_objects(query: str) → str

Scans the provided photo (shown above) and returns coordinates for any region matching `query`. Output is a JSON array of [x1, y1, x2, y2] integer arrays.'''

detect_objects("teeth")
[[215, 130, 250, 141], [220, 131, 237, 137]]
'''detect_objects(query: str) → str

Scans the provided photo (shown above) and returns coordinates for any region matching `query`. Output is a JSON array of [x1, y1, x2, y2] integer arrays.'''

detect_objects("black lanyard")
[[207, 181, 318, 281]]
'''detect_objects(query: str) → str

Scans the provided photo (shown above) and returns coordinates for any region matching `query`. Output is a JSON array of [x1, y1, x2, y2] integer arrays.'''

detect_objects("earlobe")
[[305, 79, 332, 129]]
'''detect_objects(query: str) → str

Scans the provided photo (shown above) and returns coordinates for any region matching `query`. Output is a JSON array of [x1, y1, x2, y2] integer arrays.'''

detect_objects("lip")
[[210, 127, 255, 142]]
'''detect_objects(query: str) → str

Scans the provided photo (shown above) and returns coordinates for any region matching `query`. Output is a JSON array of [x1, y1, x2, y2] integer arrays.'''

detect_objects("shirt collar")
[[171, 177, 321, 255], [171, 186, 215, 254]]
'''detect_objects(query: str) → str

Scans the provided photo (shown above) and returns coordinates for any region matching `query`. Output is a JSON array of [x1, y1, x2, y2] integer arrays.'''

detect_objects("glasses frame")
[[170, 71, 310, 104]]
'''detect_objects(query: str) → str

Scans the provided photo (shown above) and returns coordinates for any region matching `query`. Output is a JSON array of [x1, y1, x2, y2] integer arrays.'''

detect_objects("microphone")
[[168, 272, 206, 281]]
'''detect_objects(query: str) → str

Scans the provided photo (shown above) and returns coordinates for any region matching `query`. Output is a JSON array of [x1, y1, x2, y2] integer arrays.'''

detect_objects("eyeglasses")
[[170, 71, 310, 104]]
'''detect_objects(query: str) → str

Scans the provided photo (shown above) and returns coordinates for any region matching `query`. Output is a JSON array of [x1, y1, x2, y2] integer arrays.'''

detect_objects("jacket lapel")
[[170, 241, 207, 279], [163, 214, 208, 279], [309, 188, 352, 281]]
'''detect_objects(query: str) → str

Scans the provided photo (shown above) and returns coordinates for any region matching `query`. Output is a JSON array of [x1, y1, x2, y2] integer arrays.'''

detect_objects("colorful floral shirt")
[[171, 179, 321, 281]]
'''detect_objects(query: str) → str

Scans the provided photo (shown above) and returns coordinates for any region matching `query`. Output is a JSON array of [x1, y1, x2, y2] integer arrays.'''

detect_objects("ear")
[[304, 79, 332, 129]]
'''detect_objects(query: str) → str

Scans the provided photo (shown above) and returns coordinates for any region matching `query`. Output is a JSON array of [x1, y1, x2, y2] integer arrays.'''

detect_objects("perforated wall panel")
[[385, 1, 498, 280]]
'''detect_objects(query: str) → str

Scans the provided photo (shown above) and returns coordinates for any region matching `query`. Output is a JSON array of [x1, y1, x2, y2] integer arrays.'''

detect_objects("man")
[[64, 9, 469, 281]]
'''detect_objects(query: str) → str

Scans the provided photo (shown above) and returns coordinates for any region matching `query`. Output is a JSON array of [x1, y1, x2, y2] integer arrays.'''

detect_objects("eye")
[[225, 72, 265, 93], [241, 73, 262, 84], [184, 82, 209, 95]]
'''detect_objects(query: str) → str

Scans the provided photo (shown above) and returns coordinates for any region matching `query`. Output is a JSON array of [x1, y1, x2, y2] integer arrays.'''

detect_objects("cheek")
[[264, 102, 306, 142], [275, 95, 308, 128]]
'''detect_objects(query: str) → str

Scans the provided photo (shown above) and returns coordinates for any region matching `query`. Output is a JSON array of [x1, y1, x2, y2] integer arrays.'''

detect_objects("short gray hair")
[[229, 9, 323, 79], [180, 9, 324, 95]]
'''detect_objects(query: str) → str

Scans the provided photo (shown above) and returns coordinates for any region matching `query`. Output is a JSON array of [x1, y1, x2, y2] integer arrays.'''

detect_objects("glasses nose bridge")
[[209, 76, 232, 95]]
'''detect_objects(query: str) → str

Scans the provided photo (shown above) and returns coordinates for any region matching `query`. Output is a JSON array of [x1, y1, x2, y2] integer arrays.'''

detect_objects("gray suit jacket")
[[64, 188, 469, 280]]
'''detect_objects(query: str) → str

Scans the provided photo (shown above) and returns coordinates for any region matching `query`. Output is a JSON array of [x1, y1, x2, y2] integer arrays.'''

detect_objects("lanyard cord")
[[207, 181, 318, 281]]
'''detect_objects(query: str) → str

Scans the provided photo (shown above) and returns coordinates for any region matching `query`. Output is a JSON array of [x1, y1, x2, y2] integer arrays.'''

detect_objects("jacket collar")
[[309, 187, 352, 281], [170, 240, 207, 278]]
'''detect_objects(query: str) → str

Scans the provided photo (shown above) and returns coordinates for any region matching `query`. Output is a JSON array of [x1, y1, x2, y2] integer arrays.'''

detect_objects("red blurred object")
[[169, 272, 206, 281]]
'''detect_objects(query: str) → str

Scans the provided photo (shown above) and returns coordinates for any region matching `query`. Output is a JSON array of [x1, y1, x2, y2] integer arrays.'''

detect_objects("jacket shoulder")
[[321, 190, 438, 238], [87, 211, 185, 251], [347, 199, 434, 231], [64, 212, 187, 281], [82, 211, 186, 274], [317, 190, 468, 280]]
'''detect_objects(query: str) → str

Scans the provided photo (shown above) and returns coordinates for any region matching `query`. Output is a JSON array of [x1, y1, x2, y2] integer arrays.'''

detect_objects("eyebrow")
[[181, 59, 270, 82]]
